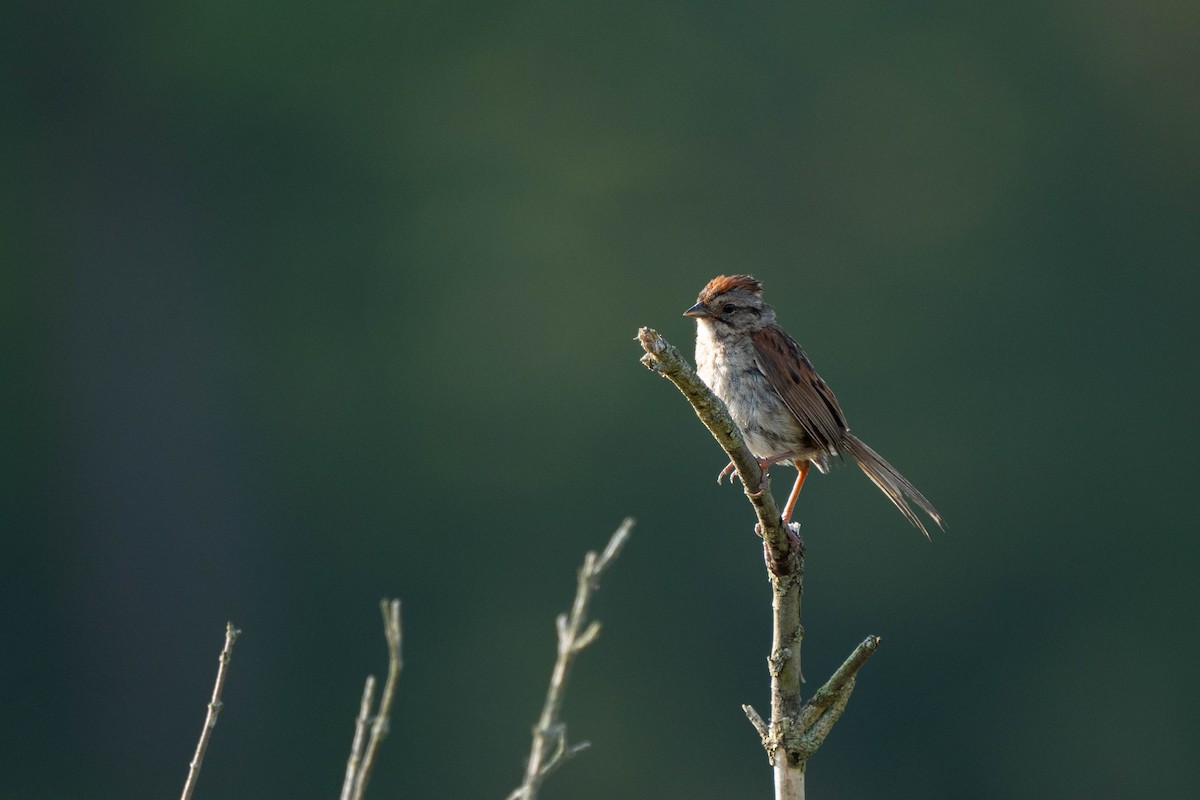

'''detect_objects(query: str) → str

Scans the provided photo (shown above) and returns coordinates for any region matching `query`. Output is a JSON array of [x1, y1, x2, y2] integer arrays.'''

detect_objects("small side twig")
[[743, 703, 770, 740], [181, 622, 240, 800], [342, 599, 404, 800], [794, 636, 880, 744], [507, 518, 634, 800]]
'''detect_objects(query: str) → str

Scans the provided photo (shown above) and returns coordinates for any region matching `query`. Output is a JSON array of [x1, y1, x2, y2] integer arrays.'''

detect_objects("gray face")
[[697, 287, 775, 334]]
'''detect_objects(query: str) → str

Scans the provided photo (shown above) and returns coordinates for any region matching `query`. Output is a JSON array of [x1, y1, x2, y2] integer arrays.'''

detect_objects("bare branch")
[[508, 518, 635, 800], [797, 678, 855, 757], [180, 622, 240, 800], [340, 676, 376, 800], [343, 599, 404, 800], [638, 327, 883, 798], [572, 621, 602, 652], [595, 521, 631, 572], [797, 636, 880, 733], [743, 704, 770, 740]]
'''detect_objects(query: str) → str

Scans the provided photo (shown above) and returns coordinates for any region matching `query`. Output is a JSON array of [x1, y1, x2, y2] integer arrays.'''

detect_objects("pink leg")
[[781, 460, 811, 524]]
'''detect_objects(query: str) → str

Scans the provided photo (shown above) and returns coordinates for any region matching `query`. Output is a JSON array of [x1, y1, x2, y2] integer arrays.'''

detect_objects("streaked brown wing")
[[751, 326, 847, 457]]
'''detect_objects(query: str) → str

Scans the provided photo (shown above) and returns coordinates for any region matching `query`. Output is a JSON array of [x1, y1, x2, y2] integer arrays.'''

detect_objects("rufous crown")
[[697, 274, 762, 302]]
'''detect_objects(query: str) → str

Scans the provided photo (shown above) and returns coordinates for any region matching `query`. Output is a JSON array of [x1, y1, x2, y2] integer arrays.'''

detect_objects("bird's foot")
[[755, 457, 774, 491], [718, 457, 775, 490]]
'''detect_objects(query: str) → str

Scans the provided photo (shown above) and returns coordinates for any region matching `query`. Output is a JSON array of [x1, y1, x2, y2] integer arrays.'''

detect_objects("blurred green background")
[[3, 1, 1197, 798]]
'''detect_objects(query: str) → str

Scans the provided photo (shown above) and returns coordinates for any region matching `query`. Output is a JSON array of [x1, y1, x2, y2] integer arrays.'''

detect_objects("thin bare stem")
[[340, 675, 377, 800], [798, 637, 879, 730], [743, 704, 770, 740], [769, 562, 805, 799], [180, 622, 240, 800], [507, 518, 634, 800], [343, 599, 403, 800]]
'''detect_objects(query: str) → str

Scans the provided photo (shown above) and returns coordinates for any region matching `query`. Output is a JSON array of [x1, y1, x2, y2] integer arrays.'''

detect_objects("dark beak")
[[683, 302, 711, 318]]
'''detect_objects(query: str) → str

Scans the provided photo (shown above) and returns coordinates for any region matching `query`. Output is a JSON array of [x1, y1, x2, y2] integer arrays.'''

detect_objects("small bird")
[[684, 274, 942, 537]]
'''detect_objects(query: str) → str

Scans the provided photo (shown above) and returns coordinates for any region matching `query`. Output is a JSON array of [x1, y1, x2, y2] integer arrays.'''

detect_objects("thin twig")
[[507, 518, 634, 800], [344, 599, 404, 800], [797, 678, 855, 756], [181, 622, 240, 800], [340, 675, 377, 800], [743, 703, 770, 740], [797, 636, 879, 733]]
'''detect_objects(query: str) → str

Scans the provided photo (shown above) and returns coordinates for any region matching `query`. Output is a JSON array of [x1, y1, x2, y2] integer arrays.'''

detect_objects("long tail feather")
[[842, 433, 943, 539]]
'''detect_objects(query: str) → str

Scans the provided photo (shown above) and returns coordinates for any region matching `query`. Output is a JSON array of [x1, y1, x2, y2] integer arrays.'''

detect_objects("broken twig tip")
[[636, 327, 668, 355]]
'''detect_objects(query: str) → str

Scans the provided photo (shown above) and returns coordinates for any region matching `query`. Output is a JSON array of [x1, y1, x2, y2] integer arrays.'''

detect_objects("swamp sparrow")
[[685, 274, 942, 537]]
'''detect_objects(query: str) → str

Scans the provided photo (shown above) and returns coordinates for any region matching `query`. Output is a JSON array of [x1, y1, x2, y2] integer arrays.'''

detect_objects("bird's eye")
[[723, 303, 737, 314]]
